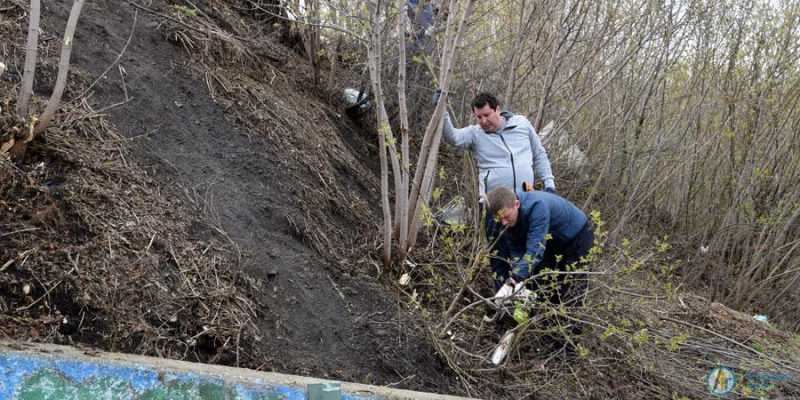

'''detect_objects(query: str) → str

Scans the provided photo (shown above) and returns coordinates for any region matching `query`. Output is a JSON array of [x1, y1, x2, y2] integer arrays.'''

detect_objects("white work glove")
[[494, 281, 534, 307]]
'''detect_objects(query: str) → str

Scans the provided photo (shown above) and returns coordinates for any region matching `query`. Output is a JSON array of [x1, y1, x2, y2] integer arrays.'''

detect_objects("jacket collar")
[[488, 110, 516, 134], [510, 192, 531, 234]]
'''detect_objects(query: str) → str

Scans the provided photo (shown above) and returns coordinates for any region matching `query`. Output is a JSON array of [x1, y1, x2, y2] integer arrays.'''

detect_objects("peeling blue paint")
[[0, 353, 378, 400]]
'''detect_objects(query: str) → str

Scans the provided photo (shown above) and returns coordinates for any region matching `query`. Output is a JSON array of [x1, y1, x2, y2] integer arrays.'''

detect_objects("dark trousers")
[[533, 222, 594, 307]]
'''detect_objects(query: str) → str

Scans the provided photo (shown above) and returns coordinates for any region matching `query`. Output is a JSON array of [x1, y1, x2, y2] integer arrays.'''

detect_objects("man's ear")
[[514, 199, 520, 208]]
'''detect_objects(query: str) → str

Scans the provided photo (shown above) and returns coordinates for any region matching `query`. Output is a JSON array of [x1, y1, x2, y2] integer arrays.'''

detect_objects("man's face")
[[473, 104, 504, 133], [496, 200, 521, 228]]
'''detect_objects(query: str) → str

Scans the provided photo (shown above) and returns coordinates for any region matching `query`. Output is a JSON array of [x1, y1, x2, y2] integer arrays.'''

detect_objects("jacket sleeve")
[[512, 203, 549, 281], [442, 112, 474, 149], [527, 121, 555, 190]]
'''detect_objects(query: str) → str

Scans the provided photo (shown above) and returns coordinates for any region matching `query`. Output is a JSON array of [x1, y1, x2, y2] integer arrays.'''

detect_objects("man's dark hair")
[[471, 92, 499, 111]]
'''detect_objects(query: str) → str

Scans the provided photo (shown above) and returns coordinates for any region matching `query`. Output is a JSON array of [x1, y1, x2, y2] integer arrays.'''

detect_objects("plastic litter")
[[343, 88, 370, 109], [491, 331, 515, 365], [493, 283, 537, 325], [399, 273, 411, 286], [753, 315, 768, 323], [438, 203, 469, 226], [538, 120, 554, 138], [556, 132, 587, 170], [512, 307, 530, 325]]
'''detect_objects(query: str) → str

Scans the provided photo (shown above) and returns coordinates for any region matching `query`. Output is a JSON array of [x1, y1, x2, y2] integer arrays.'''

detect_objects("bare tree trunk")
[[17, 0, 41, 122], [367, 18, 392, 267], [296, 0, 321, 88], [325, 0, 347, 93], [326, 34, 343, 92], [396, 0, 410, 260], [309, 1, 321, 88], [34, 0, 85, 135], [406, 0, 477, 250], [367, 0, 406, 266], [503, 0, 531, 107], [368, 2, 404, 232]]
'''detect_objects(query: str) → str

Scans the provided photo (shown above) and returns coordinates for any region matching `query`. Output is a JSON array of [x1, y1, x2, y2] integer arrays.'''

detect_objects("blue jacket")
[[499, 191, 587, 281], [405, 0, 435, 30], [442, 110, 554, 201]]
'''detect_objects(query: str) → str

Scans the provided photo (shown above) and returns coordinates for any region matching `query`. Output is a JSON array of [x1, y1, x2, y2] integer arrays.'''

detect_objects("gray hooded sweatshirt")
[[442, 110, 555, 201]]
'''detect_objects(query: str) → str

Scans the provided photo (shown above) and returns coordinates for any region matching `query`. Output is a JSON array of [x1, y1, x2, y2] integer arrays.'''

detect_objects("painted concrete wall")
[[0, 352, 314, 400], [0, 341, 474, 400]]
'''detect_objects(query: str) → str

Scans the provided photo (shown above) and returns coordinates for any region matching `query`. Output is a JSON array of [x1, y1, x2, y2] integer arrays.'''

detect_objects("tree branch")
[[34, 0, 86, 135]]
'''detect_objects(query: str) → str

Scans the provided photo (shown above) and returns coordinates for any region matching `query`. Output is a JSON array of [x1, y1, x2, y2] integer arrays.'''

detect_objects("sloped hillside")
[[1, 0, 459, 394], [2, 1, 798, 399]]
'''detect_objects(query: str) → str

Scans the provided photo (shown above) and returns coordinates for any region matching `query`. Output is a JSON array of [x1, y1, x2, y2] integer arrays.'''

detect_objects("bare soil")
[[6, 2, 798, 399], [1, 0, 458, 395]]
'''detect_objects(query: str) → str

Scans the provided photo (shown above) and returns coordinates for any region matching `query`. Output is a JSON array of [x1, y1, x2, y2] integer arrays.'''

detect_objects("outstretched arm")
[[441, 112, 475, 149]]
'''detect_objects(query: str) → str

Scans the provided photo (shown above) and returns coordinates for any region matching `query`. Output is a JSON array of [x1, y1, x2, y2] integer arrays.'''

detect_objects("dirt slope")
[[5, 2, 800, 399], [7, 0, 457, 393]]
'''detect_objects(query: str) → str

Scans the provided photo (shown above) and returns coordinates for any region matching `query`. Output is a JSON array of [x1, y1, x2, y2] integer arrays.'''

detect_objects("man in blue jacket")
[[485, 186, 593, 305], [435, 91, 556, 285]]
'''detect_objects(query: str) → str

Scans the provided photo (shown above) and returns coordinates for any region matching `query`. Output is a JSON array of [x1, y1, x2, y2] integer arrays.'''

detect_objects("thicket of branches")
[[280, 0, 798, 328], [459, 0, 800, 329], [274, 0, 798, 396]]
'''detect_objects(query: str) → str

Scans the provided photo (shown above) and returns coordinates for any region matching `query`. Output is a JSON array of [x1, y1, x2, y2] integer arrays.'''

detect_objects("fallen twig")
[[127, 2, 210, 36], [327, 274, 346, 300], [0, 227, 40, 237], [78, 10, 138, 98]]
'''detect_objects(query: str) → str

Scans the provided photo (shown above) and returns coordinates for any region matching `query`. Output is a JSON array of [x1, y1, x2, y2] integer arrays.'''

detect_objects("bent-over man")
[[486, 186, 593, 305]]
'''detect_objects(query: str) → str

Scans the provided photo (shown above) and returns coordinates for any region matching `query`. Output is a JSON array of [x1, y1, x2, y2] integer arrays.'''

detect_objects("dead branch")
[[77, 11, 138, 99]]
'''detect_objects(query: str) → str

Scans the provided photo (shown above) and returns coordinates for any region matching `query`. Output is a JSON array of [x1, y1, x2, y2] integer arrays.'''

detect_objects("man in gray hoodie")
[[437, 92, 555, 197], [435, 91, 556, 288]]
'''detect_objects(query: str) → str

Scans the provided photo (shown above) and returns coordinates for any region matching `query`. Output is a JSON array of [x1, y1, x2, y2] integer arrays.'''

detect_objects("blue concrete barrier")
[[0, 341, 474, 400]]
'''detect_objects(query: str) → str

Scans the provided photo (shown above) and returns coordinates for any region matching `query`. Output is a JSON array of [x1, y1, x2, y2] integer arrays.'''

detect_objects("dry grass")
[[0, 6, 264, 364]]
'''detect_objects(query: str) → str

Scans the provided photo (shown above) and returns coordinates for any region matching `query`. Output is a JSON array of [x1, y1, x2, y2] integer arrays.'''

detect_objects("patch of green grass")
[[173, 5, 198, 18]]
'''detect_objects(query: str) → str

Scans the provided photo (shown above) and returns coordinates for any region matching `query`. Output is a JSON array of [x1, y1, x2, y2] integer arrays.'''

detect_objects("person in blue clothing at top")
[[404, 0, 437, 41], [434, 91, 556, 287], [485, 186, 593, 305]]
